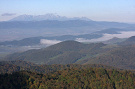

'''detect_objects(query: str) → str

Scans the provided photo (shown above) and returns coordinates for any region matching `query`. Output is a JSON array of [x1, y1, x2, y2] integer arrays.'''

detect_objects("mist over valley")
[[1, 1, 135, 88]]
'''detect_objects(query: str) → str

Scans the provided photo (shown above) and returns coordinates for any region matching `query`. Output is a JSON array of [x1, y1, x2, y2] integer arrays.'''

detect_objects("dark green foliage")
[[47, 51, 85, 64], [85, 46, 135, 69], [4, 41, 106, 64], [4, 48, 62, 64], [0, 64, 21, 74], [1, 68, 135, 89], [0, 60, 115, 74], [0, 71, 28, 89], [3, 40, 135, 70]]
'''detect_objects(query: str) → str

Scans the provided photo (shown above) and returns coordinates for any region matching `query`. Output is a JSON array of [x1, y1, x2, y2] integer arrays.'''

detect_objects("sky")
[[0, 0, 135, 23]]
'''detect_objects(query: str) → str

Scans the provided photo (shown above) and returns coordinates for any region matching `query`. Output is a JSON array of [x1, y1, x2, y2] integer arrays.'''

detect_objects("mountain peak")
[[45, 40, 84, 51], [9, 14, 92, 21]]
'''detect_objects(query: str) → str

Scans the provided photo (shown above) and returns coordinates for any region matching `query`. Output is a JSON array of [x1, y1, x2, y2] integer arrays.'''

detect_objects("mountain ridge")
[[3, 41, 106, 64], [0, 19, 134, 42], [3, 40, 135, 69], [9, 14, 92, 21], [118, 36, 135, 45]]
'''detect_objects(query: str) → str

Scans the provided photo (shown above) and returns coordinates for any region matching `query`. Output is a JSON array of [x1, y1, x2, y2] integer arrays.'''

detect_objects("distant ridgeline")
[[2, 39, 135, 69], [0, 16, 134, 42]]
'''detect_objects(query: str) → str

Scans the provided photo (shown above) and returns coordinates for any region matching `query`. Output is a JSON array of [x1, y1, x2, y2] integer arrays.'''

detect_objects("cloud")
[[75, 38, 92, 43], [76, 31, 135, 43], [40, 39, 61, 46], [92, 31, 135, 42], [1, 13, 16, 16]]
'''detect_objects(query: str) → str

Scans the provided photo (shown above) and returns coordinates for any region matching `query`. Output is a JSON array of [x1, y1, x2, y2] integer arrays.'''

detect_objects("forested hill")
[[3, 40, 135, 69], [0, 68, 135, 89], [0, 60, 115, 74], [119, 36, 135, 45], [2, 40, 135, 88], [83, 45, 135, 69], [4, 41, 106, 64]]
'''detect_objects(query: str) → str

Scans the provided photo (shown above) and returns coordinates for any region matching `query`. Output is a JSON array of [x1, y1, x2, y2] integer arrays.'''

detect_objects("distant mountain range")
[[0, 33, 102, 46], [10, 14, 92, 21], [0, 16, 135, 42], [0, 28, 134, 46]]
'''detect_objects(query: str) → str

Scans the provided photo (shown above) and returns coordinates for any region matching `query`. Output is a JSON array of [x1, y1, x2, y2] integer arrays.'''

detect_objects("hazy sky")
[[0, 0, 135, 23]]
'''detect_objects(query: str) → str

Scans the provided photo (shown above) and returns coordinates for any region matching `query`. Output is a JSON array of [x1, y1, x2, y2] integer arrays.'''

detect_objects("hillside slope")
[[3, 40, 135, 69], [4, 41, 106, 64], [84, 45, 135, 69], [119, 36, 135, 45]]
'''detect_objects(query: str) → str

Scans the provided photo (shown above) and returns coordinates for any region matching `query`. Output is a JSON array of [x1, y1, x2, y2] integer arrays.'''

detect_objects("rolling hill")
[[103, 37, 126, 44], [3, 39, 135, 69], [82, 45, 135, 69], [119, 36, 135, 45], [4, 41, 106, 64]]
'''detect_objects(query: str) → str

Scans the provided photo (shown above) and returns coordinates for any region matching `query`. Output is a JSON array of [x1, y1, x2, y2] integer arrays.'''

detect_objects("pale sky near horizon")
[[0, 0, 135, 23]]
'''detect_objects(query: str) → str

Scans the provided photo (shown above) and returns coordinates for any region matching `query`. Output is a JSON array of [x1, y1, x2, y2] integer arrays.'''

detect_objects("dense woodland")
[[0, 67, 135, 89], [0, 60, 115, 74], [1, 60, 135, 89], [1, 36, 135, 88]]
